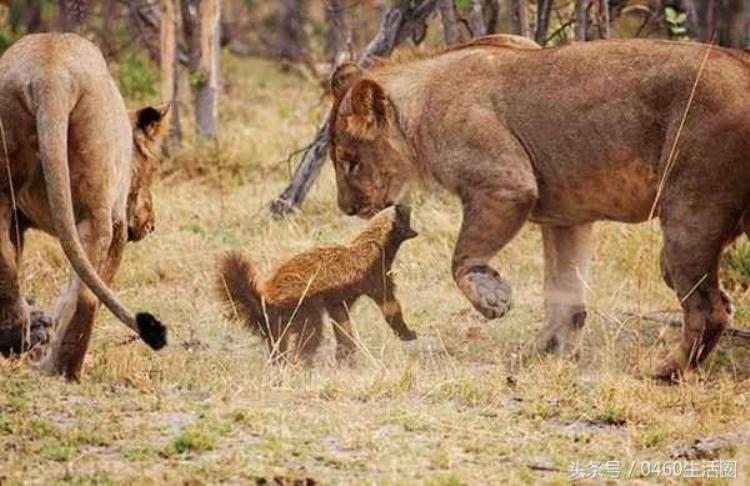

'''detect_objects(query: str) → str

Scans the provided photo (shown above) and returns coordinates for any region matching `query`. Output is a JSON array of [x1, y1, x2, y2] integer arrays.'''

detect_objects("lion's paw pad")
[[463, 272, 511, 319]]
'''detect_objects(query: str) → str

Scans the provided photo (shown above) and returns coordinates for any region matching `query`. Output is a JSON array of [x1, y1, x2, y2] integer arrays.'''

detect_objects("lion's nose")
[[145, 221, 155, 233], [345, 205, 359, 216]]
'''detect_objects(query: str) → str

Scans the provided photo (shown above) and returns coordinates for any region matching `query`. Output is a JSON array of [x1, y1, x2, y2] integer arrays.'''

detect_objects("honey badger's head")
[[371, 204, 418, 246]]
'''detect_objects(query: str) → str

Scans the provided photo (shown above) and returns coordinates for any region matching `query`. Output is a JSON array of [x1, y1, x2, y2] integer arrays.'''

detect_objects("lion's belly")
[[529, 162, 660, 225]]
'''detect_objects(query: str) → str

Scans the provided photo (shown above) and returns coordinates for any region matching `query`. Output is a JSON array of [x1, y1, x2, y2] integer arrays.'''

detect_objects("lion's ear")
[[330, 62, 362, 100], [134, 103, 170, 141], [347, 79, 387, 138]]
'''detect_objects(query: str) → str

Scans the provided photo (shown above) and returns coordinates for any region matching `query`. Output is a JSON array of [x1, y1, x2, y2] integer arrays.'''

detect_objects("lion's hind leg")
[[655, 201, 737, 382], [0, 202, 31, 358], [41, 214, 118, 379]]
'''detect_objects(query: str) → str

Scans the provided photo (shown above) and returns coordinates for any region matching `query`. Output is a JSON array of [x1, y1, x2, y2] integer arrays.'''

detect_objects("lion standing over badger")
[[0, 33, 168, 379]]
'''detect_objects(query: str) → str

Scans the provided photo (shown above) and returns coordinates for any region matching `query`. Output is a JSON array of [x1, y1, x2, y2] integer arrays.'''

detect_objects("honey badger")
[[218, 205, 418, 364]]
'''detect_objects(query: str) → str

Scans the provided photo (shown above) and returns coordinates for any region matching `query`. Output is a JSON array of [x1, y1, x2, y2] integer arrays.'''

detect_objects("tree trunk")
[[517, 0, 531, 37], [195, 0, 221, 139], [160, 0, 182, 151], [439, 0, 461, 44], [706, 0, 717, 42], [599, 0, 610, 39], [56, 0, 84, 32], [278, 0, 309, 63], [484, 0, 501, 34], [535, 0, 553, 44], [325, 0, 348, 63], [744, 0, 750, 47], [468, 0, 487, 37], [575, 0, 587, 40], [270, 0, 441, 216], [13, 0, 43, 33]]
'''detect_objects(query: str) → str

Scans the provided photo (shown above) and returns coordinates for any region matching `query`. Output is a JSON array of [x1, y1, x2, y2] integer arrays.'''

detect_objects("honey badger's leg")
[[0, 202, 30, 357], [451, 128, 537, 320], [42, 214, 117, 379], [532, 224, 592, 356], [367, 275, 416, 341], [327, 303, 357, 361], [654, 199, 736, 382], [287, 310, 324, 365]]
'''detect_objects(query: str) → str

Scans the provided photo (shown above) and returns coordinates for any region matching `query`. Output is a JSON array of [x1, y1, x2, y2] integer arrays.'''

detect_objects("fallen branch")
[[669, 428, 750, 459], [269, 0, 441, 217], [622, 311, 750, 343]]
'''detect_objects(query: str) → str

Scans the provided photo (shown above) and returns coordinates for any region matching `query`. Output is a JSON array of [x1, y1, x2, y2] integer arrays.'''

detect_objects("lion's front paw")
[[458, 270, 511, 319], [28, 307, 53, 349]]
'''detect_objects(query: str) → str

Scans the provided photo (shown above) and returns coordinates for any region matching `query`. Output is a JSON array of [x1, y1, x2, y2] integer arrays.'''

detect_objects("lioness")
[[328, 34, 750, 381], [0, 33, 168, 379]]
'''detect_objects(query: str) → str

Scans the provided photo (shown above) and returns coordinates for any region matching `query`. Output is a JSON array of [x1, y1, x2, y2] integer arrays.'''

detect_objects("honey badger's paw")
[[457, 270, 512, 319], [398, 328, 417, 341]]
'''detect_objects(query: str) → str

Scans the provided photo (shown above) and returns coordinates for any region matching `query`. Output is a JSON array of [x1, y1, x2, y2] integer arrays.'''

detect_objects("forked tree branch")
[[269, 0, 441, 217]]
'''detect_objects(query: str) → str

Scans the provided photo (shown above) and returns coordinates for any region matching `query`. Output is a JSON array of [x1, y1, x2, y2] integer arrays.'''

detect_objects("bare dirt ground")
[[1, 56, 749, 484]]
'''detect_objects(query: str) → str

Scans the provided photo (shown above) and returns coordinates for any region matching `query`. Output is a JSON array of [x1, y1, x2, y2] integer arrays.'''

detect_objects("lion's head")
[[129, 104, 169, 241], [329, 63, 417, 219]]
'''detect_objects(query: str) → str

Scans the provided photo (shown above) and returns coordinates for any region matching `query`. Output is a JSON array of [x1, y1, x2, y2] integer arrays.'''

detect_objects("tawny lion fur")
[[0, 33, 169, 379], [218, 206, 418, 364], [328, 33, 750, 381]]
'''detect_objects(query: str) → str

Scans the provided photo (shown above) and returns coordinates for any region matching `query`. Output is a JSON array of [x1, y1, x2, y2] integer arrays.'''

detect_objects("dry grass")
[[1, 54, 750, 484]]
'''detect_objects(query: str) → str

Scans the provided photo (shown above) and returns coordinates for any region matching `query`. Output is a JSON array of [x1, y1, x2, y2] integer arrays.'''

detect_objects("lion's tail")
[[217, 252, 270, 338], [28, 75, 166, 351]]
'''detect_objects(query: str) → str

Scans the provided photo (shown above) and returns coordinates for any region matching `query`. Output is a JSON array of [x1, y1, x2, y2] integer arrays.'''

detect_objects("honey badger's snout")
[[394, 204, 418, 239]]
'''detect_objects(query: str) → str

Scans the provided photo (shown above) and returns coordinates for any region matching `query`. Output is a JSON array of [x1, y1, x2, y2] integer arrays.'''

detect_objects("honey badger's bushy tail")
[[217, 252, 269, 337]]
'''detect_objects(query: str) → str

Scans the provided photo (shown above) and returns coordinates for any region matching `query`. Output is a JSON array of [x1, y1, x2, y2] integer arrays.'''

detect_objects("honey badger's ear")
[[347, 79, 387, 138], [330, 62, 362, 100], [134, 103, 170, 140]]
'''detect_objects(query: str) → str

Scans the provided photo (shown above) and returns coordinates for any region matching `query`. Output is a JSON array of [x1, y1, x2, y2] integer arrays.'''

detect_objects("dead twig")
[[623, 311, 750, 343]]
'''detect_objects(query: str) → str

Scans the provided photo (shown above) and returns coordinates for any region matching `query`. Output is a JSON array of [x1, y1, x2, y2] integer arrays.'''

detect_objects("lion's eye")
[[346, 158, 359, 173]]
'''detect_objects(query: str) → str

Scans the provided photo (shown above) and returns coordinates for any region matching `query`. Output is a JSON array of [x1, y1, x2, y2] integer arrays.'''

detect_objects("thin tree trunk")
[[468, 0, 487, 36], [599, 0, 610, 39], [706, 0, 717, 42], [484, 0, 501, 34], [535, 0, 553, 44], [16, 0, 44, 33], [270, 0, 441, 216], [195, 0, 221, 139], [744, 0, 750, 47], [325, 0, 348, 63], [278, 0, 309, 63], [439, 0, 461, 44], [160, 0, 181, 150], [56, 0, 84, 32], [517, 0, 531, 38], [575, 0, 587, 40]]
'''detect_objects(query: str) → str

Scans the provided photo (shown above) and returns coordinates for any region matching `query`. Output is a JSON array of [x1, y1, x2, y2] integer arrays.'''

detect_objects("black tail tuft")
[[136, 312, 167, 350]]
